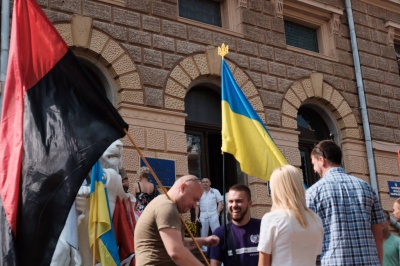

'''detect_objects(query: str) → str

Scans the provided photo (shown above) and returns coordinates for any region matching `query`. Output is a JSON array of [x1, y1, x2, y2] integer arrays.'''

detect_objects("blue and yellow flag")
[[89, 161, 120, 266], [221, 58, 288, 180]]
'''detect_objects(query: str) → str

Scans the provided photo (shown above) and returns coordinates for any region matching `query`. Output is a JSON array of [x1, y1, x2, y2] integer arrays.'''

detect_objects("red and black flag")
[[0, 0, 128, 265]]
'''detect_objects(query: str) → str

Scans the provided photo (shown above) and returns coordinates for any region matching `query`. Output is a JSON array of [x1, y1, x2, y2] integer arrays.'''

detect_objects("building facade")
[[32, 0, 400, 217]]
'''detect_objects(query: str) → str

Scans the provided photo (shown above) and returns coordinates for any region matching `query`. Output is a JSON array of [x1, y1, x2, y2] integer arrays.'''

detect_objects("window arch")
[[185, 83, 241, 195], [297, 105, 335, 187]]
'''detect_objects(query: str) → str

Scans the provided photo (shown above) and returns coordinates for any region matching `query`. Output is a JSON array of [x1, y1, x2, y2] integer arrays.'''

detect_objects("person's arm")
[[217, 201, 222, 216], [195, 205, 200, 222], [184, 235, 219, 250], [210, 259, 222, 266], [160, 228, 204, 266], [371, 223, 384, 265], [258, 252, 271, 266]]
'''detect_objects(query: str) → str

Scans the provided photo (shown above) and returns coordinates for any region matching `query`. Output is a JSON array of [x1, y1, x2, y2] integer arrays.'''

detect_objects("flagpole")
[[92, 221, 96, 266], [123, 128, 210, 266]]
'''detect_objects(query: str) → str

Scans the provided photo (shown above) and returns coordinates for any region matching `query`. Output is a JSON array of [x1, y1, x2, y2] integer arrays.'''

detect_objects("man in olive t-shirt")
[[134, 175, 219, 266]]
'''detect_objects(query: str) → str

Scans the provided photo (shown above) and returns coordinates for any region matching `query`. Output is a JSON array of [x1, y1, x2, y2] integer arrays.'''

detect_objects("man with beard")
[[209, 184, 261, 266]]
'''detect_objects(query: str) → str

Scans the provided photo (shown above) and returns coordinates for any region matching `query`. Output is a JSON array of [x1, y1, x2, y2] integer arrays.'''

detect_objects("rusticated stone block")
[[233, 68, 250, 88], [176, 40, 205, 55], [147, 128, 165, 150], [127, 0, 151, 13], [162, 20, 187, 39], [112, 54, 136, 75], [166, 78, 186, 98], [50, 0, 81, 14], [225, 53, 249, 69], [263, 75, 277, 90], [370, 125, 394, 142], [282, 115, 297, 129], [337, 101, 352, 118], [193, 54, 209, 75], [269, 62, 286, 77], [245, 71, 262, 88], [55, 24, 73, 46], [114, 8, 140, 28], [275, 48, 295, 65], [282, 100, 297, 118], [143, 15, 161, 33], [128, 29, 151, 46], [367, 109, 385, 125], [266, 31, 286, 48], [144, 87, 163, 107], [315, 59, 334, 75], [285, 89, 301, 108], [170, 65, 192, 87], [143, 48, 162, 67], [386, 72, 400, 86], [214, 33, 236, 51], [154, 35, 175, 52], [266, 109, 281, 127], [330, 90, 345, 109], [166, 132, 186, 152], [366, 95, 389, 110], [122, 43, 142, 63], [385, 113, 399, 127], [249, 58, 268, 73], [153, 1, 177, 20], [301, 79, 314, 98], [188, 26, 213, 45], [237, 39, 259, 56], [120, 90, 144, 104], [83, 1, 111, 21], [137, 65, 169, 87], [362, 66, 385, 83], [287, 67, 310, 80], [260, 45, 274, 60], [71, 16, 92, 48], [241, 82, 258, 98], [93, 21, 127, 41], [295, 53, 315, 70], [375, 155, 398, 175], [357, 38, 380, 55], [359, 52, 376, 68], [291, 82, 307, 101], [165, 96, 184, 111], [260, 91, 283, 109], [102, 39, 125, 63], [119, 72, 141, 90], [180, 57, 200, 79], [249, 97, 264, 112], [164, 53, 183, 69], [243, 25, 266, 43], [44, 10, 72, 23]]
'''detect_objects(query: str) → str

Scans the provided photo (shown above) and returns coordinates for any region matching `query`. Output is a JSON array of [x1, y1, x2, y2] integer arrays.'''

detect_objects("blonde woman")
[[133, 166, 159, 219], [258, 165, 323, 266]]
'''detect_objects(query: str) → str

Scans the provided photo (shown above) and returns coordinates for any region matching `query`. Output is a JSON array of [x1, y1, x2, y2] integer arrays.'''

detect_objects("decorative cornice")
[[272, 0, 284, 18]]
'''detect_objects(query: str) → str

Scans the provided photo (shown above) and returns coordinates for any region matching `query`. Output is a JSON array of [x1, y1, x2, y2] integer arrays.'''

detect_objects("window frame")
[[273, 0, 343, 59]]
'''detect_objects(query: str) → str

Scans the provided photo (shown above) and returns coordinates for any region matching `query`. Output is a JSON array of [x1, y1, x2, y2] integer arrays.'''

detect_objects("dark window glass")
[[284, 20, 319, 53], [297, 106, 330, 187], [179, 0, 222, 27], [395, 43, 400, 71]]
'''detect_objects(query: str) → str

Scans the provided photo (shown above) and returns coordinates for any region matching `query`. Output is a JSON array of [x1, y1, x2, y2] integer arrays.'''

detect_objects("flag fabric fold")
[[0, 0, 128, 264], [89, 161, 120, 266], [221, 59, 287, 180]]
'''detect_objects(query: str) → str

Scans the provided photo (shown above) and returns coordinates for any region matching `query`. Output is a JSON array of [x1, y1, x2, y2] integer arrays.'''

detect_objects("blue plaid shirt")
[[306, 167, 385, 266]]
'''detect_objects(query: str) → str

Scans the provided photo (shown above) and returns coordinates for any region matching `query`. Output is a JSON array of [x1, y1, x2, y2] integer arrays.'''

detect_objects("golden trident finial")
[[218, 43, 229, 58]]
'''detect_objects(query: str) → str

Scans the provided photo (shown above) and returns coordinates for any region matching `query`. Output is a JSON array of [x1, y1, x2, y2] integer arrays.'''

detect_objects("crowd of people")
[[119, 140, 400, 266]]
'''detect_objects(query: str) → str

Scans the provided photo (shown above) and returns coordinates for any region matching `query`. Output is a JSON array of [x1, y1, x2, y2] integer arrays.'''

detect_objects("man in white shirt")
[[195, 177, 223, 252]]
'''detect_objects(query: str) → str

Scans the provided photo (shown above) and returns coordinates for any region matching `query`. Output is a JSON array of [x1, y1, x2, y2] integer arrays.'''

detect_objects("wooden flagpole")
[[123, 128, 210, 266]]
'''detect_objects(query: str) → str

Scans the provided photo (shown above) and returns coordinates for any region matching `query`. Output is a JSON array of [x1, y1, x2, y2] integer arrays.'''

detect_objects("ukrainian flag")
[[221, 59, 288, 180], [89, 161, 120, 266]]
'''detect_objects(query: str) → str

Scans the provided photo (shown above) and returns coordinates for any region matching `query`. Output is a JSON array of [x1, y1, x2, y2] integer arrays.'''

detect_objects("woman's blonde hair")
[[138, 166, 150, 179], [270, 165, 309, 228]]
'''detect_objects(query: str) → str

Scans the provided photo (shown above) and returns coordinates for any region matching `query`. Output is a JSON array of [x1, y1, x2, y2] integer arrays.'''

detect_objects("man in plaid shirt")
[[306, 140, 385, 265]]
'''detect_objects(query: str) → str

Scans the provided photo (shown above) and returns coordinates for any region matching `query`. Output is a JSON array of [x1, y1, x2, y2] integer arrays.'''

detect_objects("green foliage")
[[184, 221, 198, 237]]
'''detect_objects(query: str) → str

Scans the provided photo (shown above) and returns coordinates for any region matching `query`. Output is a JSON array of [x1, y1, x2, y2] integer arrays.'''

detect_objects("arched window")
[[185, 84, 240, 194], [297, 105, 332, 187]]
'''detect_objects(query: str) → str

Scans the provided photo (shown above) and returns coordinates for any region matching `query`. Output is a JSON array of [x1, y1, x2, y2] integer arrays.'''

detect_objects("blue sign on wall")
[[388, 181, 400, 198], [140, 157, 176, 187]]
